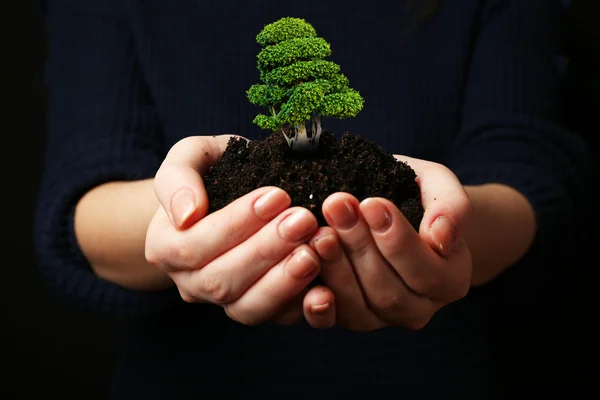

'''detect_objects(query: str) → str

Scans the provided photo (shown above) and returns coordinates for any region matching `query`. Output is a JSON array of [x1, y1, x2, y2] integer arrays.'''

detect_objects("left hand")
[[308, 155, 473, 331]]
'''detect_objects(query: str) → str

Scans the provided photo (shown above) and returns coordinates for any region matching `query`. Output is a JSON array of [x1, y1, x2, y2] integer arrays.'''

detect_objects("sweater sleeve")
[[445, 0, 593, 308], [34, 0, 179, 316]]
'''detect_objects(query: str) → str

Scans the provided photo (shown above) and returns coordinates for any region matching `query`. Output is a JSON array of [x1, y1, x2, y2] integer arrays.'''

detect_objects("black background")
[[1, 1, 123, 399], [1, 1, 597, 399]]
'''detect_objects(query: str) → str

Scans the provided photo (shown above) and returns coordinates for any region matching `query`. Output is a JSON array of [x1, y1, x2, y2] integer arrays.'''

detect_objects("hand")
[[145, 135, 335, 327], [309, 156, 472, 331]]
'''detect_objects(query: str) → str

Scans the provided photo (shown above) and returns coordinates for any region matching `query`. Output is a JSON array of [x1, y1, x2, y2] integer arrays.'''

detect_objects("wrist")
[[463, 184, 536, 286], [75, 179, 174, 291]]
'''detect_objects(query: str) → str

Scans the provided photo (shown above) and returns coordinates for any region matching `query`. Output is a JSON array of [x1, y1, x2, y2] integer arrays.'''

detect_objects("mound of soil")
[[203, 131, 423, 230]]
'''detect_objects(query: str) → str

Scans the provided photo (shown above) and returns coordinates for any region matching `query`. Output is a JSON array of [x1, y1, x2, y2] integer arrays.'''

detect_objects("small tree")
[[247, 17, 364, 153]]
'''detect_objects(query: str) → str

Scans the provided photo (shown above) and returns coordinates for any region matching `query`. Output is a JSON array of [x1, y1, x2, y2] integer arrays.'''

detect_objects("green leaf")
[[313, 74, 350, 94], [263, 60, 341, 86], [256, 17, 317, 47], [253, 114, 281, 131], [277, 82, 324, 126], [319, 89, 364, 119], [247, 84, 287, 108], [257, 37, 331, 71]]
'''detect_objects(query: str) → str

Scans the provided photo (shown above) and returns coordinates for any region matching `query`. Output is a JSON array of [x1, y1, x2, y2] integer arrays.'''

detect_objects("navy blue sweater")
[[35, 1, 590, 398]]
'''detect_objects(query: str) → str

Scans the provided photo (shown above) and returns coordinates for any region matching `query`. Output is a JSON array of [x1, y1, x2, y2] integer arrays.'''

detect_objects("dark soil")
[[204, 131, 423, 230]]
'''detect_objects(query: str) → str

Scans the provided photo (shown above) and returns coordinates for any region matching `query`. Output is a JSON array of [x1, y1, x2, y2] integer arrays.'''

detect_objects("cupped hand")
[[309, 156, 473, 331], [145, 135, 335, 327]]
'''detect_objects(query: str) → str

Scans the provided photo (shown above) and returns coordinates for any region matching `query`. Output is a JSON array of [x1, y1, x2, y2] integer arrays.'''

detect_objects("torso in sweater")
[[109, 1, 492, 398]]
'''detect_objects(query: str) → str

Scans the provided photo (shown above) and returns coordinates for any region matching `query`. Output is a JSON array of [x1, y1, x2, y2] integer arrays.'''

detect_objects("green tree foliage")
[[247, 17, 364, 152]]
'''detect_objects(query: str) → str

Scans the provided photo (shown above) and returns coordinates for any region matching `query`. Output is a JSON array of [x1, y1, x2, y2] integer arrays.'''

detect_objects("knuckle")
[[407, 271, 469, 302], [455, 195, 472, 221], [172, 136, 196, 153], [144, 227, 160, 265], [381, 227, 414, 257], [371, 293, 402, 315], [451, 280, 470, 300], [222, 212, 245, 243], [153, 163, 166, 185], [145, 211, 179, 271], [348, 234, 372, 259], [153, 162, 167, 182], [144, 247, 162, 268], [250, 241, 274, 266], [440, 264, 471, 301], [178, 289, 198, 304], [406, 318, 430, 331], [144, 243, 171, 273], [428, 162, 472, 219], [408, 276, 437, 297], [223, 307, 241, 324], [153, 161, 177, 192], [432, 162, 453, 177], [201, 273, 233, 305], [224, 306, 261, 326], [174, 238, 200, 268]]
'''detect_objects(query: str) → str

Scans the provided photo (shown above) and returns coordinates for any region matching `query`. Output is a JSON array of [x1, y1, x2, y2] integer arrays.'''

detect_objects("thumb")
[[395, 156, 471, 257], [153, 135, 240, 230]]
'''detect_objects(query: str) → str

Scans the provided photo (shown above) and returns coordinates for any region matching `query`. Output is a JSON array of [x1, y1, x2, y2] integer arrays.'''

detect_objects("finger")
[[187, 207, 318, 304], [322, 192, 436, 328], [154, 135, 241, 229], [394, 156, 471, 257], [145, 186, 291, 271], [322, 193, 408, 313], [360, 197, 471, 302], [224, 245, 320, 326], [309, 227, 385, 331], [303, 285, 336, 329]]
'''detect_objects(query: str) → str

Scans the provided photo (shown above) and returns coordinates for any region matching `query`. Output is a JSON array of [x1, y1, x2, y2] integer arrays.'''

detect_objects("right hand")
[[145, 135, 336, 327]]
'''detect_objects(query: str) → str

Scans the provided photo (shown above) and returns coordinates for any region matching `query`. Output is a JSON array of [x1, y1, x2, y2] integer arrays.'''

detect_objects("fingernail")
[[362, 199, 392, 233], [286, 250, 319, 279], [171, 188, 197, 228], [328, 200, 358, 230], [310, 303, 330, 313], [278, 209, 318, 242], [429, 216, 456, 256], [254, 188, 290, 220]]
